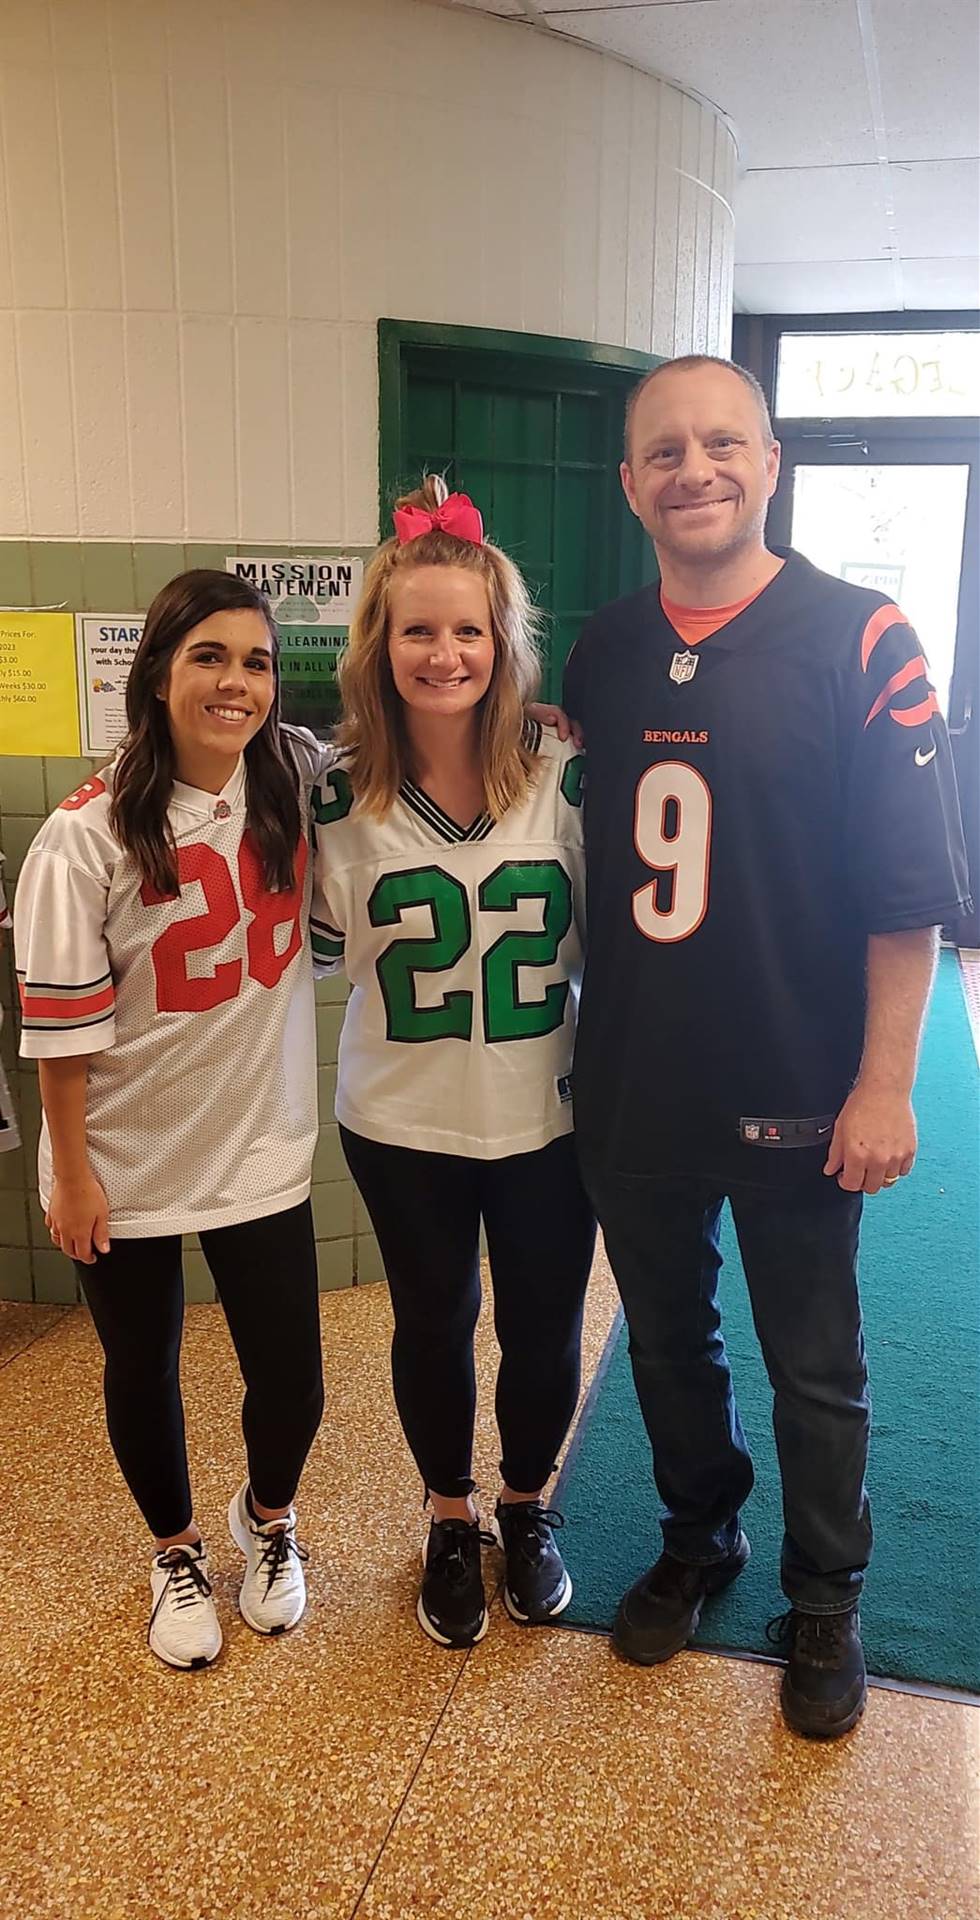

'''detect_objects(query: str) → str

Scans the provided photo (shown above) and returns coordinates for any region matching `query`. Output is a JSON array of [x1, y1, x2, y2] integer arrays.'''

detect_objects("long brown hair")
[[336, 476, 543, 819], [109, 569, 301, 894]]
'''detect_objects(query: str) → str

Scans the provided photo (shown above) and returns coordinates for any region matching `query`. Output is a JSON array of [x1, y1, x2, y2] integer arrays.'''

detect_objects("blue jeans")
[[584, 1169, 871, 1612]]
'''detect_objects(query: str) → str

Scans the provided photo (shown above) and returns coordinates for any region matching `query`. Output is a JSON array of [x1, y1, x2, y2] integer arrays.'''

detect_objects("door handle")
[[798, 432, 870, 454]]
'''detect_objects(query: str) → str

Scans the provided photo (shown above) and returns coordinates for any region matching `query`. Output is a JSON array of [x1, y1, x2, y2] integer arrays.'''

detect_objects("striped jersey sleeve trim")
[[311, 916, 344, 959], [889, 692, 940, 728], [17, 970, 115, 1030], [864, 655, 926, 727], [859, 603, 908, 673], [20, 1008, 115, 1034], [858, 604, 939, 731]]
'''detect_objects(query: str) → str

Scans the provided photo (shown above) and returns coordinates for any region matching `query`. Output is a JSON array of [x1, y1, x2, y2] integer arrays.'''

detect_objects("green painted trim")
[[379, 318, 657, 375], [378, 323, 405, 532], [377, 318, 660, 527]]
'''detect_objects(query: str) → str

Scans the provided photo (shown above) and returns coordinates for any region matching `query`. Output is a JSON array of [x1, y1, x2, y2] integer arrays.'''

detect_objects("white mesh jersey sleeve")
[[283, 725, 346, 974], [280, 723, 339, 796], [309, 759, 352, 976], [14, 781, 117, 1058]]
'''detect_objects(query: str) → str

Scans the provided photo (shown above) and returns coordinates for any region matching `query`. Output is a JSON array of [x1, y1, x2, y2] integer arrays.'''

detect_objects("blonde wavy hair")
[[336, 475, 544, 819]]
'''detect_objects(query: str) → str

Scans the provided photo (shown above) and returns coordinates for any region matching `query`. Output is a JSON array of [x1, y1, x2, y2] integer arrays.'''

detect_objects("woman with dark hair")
[[13, 570, 331, 1670]]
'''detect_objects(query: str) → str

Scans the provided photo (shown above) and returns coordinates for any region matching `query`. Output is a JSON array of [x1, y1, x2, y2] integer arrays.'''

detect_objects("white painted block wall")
[[0, 0, 736, 546]]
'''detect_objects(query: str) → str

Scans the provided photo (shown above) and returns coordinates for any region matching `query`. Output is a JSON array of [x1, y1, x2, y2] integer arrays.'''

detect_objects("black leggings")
[[76, 1200, 324, 1540], [340, 1128, 596, 1499]]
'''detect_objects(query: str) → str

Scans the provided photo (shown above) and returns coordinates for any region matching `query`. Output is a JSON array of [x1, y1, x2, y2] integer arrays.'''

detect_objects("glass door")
[[770, 433, 979, 944], [786, 457, 970, 719]]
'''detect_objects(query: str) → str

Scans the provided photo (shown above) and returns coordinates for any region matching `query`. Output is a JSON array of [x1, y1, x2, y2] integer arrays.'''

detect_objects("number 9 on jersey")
[[632, 761, 712, 943]]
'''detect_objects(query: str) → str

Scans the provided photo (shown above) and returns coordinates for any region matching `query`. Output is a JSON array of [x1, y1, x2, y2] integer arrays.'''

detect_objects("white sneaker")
[[227, 1483, 308, 1635], [148, 1540, 222, 1670]]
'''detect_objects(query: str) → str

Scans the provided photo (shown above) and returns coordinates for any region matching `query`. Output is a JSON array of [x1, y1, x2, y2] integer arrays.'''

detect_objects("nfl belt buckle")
[[669, 649, 699, 685]]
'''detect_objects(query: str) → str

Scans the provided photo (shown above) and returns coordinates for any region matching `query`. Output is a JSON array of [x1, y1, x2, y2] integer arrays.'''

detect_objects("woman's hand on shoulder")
[[46, 1171, 110, 1265], [526, 703, 585, 750]]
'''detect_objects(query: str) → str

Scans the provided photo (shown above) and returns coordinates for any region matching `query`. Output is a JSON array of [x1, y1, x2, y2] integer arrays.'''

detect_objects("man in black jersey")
[[563, 355, 970, 1739]]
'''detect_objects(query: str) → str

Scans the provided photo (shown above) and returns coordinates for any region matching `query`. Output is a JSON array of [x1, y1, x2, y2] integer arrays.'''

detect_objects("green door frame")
[[377, 318, 659, 528]]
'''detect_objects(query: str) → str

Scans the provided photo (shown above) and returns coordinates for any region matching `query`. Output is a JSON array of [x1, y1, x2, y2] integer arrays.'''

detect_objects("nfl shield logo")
[[669, 649, 699, 686]]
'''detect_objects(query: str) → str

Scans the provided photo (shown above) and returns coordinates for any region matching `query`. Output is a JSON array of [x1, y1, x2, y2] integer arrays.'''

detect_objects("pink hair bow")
[[392, 492, 484, 546]]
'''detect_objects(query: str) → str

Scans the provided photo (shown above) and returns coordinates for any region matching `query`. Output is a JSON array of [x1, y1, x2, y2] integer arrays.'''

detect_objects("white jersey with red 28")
[[15, 730, 329, 1238]]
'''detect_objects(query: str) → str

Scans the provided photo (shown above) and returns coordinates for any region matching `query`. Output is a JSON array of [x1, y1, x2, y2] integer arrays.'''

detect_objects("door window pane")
[[493, 391, 554, 463], [559, 391, 605, 466], [790, 464, 969, 717], [398, 344, 653, 697], [776, 333, 980, 420], [405, 376, 454, 455]]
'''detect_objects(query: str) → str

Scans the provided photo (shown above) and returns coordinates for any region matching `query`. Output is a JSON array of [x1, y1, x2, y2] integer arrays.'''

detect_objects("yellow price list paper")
[[0, 612, 80, 756]]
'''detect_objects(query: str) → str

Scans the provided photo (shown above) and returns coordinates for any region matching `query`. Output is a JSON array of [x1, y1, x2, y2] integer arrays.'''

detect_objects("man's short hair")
[[624, 355, 776, 460]]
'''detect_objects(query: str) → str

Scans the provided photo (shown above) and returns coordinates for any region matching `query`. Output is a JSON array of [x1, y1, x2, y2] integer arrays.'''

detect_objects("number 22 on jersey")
[[633, 761, 712, 943], [370, 860, 573, 1044]]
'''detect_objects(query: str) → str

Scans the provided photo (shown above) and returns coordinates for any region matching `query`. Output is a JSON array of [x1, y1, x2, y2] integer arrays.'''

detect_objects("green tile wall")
[[0, 540, 379, 1305]]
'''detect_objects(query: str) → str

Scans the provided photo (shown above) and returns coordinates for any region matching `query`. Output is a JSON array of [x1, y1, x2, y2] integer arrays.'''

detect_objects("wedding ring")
[[882, 1176, 899, 1186]]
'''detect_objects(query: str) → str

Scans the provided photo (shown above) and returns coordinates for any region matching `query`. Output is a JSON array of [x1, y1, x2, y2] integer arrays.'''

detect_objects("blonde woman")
[[311, 478, 595, 1648]]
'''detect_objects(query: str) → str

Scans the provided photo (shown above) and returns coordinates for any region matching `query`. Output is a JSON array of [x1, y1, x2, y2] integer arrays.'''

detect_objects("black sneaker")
[[768, 1606, 867, 1739], [613, 1532, 751, 1666], [418, 1518, 494, 1648], [494, 1501, 572, 1625]]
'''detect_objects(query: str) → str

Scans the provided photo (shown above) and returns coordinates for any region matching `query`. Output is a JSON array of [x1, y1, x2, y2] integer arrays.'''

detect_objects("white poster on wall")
[[75, 615, 145, 755], [224, 555, 364, 625]]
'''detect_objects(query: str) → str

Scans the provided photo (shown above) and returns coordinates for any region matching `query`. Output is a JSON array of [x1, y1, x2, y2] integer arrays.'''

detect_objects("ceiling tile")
[[873, 0, 980, 162], [540, 0, 699, 8], [429, 1, 979, 315], [445, 0, 527, 13], [735, 166, 889, 265], [891, 160, 980, 258], [734, 259, 901, 313], [899, 256, 980, 308], [545, 0, 878, 169]]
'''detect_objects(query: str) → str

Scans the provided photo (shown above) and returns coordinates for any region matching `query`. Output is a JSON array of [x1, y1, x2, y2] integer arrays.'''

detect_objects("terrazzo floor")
[[0, 1248, 976, 1920]]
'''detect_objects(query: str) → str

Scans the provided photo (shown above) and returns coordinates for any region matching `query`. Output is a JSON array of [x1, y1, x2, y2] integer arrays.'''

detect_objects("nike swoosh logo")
[[817, 1124, 833, 1136], [915, 744, 937, 767]]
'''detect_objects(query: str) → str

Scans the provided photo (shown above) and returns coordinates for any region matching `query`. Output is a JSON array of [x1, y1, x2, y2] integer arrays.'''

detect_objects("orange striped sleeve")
[[17, 973, 115, 1033], [889, 693, 941, 728], [860, 603, 909, 673], [864, 656, 927, 728]]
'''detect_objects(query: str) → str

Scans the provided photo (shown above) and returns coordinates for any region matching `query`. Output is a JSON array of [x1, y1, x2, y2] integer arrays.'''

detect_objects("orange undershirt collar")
[[660, 584, 766, 647]]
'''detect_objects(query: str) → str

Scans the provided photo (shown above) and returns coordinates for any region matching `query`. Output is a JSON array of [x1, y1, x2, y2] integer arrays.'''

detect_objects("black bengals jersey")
[[563, 548, 971, 1187]]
